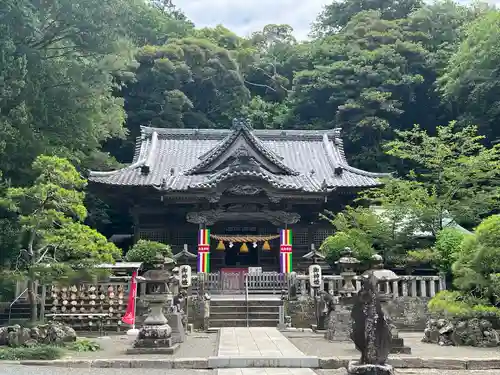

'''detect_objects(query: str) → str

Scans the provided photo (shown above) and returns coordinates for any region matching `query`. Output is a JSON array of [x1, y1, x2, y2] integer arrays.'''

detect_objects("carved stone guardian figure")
[[321, 291, 338, 341], [349, 271, 394, 375]]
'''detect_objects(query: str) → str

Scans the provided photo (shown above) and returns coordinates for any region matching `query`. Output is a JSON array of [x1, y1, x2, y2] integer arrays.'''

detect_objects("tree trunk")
[[27, 279, 38, 323], [27, 230, 38, 322]]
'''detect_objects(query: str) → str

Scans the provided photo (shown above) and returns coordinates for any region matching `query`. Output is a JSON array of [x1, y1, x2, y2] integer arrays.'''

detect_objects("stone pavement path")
[[216, 328, 316, 375], [218, 369, 313, 375], [218, 327, 305, 357]]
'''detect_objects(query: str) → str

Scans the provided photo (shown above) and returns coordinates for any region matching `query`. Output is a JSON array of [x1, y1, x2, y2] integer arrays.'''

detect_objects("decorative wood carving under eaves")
[[186, 209, 300, 226], [186, 210, 223, 225], [227, 185, 262, 195]]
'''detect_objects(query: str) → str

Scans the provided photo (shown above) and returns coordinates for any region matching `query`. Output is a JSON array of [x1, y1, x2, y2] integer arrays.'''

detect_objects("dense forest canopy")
[[0, 0, 499, 264]]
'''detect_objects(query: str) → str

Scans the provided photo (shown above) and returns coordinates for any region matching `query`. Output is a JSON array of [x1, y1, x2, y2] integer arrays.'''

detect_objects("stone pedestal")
[[127, 299, 179, 354], [325, 305, 351, 341], [390, 336, 411, 354], [168, 312, 185, 344], [347, 361, 394, 375]]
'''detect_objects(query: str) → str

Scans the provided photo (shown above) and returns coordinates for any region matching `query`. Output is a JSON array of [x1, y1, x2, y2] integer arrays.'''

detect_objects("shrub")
[[432, 228, 467, 274], [66, 338, 100, 352], [0, 346, 64, 360], [428, 291, 500, 319], [320, 230, 375, 263], [452, 215, 500, 300], [125, 240, 173, 266]]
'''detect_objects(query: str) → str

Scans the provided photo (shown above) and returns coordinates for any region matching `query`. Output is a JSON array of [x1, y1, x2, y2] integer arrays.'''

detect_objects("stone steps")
[[209, 298, 281, 328], [0, 301, 35, 325], [211, 305, 280, 313], [210, 312, 279, 320], [210, 318, 279, 327]]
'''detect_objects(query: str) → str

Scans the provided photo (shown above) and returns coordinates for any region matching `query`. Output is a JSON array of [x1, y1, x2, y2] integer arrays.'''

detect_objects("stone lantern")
[[127, 254, 180, 354], [337, 247, 361, 302], [361, 253, 411, 354], [325, 247, 361, 342]]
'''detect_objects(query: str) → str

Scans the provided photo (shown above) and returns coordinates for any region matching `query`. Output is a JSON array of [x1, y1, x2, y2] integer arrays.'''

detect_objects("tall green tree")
[[373, 122, 500, 234], [0, 0, 138, 184], [1, 156, 121, 321], [439, 10, 500, 145], [313, 0, 422, 36], [123, 38, 250, 135], [289, 11, 429, 169]]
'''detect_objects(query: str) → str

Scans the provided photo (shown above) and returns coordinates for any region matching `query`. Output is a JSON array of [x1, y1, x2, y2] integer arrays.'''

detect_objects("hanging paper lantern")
[[240, 242, 249, 253], [263, 240, 271, 251], [216, 240, 225, 251]]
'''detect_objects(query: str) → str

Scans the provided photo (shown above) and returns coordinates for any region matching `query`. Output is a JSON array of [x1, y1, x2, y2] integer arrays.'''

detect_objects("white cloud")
[[178, 0, 331, 40]]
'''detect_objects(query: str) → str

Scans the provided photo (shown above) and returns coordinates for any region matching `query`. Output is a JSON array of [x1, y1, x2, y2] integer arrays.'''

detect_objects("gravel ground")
[[66, 332, 217, 359], [317, 370, 500, 375], [0, 365, 213, 375], [285, 332, 499, 359]]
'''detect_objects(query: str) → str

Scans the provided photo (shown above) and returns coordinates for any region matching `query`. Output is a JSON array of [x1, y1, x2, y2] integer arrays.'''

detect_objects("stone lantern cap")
[[362, 269, 399, 282], [335, 247, 361, 266]]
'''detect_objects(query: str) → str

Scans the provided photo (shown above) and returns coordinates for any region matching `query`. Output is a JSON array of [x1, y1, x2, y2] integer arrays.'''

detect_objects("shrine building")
[[89, 118, 385, 274]]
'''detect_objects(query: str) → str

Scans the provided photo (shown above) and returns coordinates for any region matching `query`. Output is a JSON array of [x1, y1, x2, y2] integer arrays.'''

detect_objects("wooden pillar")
[[131, 206, 140, 243]]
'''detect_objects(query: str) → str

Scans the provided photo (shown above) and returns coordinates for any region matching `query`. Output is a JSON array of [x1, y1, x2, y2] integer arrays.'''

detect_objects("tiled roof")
[[89, 120, 386, 193]]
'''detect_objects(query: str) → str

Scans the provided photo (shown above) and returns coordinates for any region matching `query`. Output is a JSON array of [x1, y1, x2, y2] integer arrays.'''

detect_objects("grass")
[[66, 338, 101, 352], [0, 338, 100, 360], [0, 345, 65, 360]]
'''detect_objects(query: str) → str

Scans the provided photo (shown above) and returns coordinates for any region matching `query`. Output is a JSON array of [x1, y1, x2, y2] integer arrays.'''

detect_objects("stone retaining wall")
[[288, 297, 431, 330]]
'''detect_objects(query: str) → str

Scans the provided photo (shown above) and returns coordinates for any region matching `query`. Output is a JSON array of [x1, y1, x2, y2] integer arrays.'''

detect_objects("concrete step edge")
[[17, 357, 500, 369]]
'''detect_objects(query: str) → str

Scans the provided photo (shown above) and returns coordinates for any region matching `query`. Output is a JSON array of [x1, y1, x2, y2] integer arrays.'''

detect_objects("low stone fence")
[[288, 274, 445, 331], [294, 274, 445, 299]]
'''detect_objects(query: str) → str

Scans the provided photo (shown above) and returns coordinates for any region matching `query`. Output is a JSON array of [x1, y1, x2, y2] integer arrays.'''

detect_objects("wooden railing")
[[192, 272, 287, 295]]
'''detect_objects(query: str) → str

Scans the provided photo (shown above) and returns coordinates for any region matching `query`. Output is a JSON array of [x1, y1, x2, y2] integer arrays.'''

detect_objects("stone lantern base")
[[325, 305, 352, 342], [389, 336, 411, 354], [126, 324, 180, 354], [347, 361, 394, 375]]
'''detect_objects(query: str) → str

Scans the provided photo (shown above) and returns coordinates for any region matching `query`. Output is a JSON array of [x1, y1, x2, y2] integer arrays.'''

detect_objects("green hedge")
[[428, 291, 500, 319]]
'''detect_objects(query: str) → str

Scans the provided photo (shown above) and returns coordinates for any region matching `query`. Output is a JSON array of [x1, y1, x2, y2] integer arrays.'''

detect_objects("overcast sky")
[[179, 0, 331, 40], [178, 0, 498, 41]]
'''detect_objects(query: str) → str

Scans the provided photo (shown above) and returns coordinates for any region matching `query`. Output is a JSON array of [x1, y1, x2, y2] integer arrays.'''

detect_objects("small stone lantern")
[[362, 254, 411, 354], [127, 254, 180, 354]]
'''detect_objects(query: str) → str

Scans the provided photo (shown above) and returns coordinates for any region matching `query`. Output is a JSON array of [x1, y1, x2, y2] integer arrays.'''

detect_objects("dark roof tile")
[[89, 123, 386, 192]]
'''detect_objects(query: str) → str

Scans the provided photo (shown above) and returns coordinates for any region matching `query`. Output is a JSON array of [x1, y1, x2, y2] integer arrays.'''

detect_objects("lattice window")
[[170, 229, 196, 247], [292, 228, 308, 246], [138, 228, 168, 243], [314, 228, 334, 247]]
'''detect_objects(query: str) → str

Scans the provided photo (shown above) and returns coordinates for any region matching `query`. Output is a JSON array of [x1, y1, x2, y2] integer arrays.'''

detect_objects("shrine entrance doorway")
[[224, 225, 259, 267], [212, 221, 280, 271]]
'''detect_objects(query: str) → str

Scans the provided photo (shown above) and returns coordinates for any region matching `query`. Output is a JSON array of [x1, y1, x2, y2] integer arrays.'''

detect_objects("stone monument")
[[321, 291, 338, 341], [127, 255, 180, 354], [362, 254, 411, 354], [168, 290, 186, 344], [349, 270, 394, 375]]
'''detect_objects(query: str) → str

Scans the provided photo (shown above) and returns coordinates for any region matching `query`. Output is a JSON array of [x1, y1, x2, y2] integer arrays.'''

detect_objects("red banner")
[[121, 271, 137, 326]]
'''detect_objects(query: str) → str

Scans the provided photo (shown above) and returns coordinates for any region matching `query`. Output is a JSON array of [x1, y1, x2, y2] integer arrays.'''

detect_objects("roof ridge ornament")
[[184, 117, 298, 176], [232, 117, 253, 131]]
